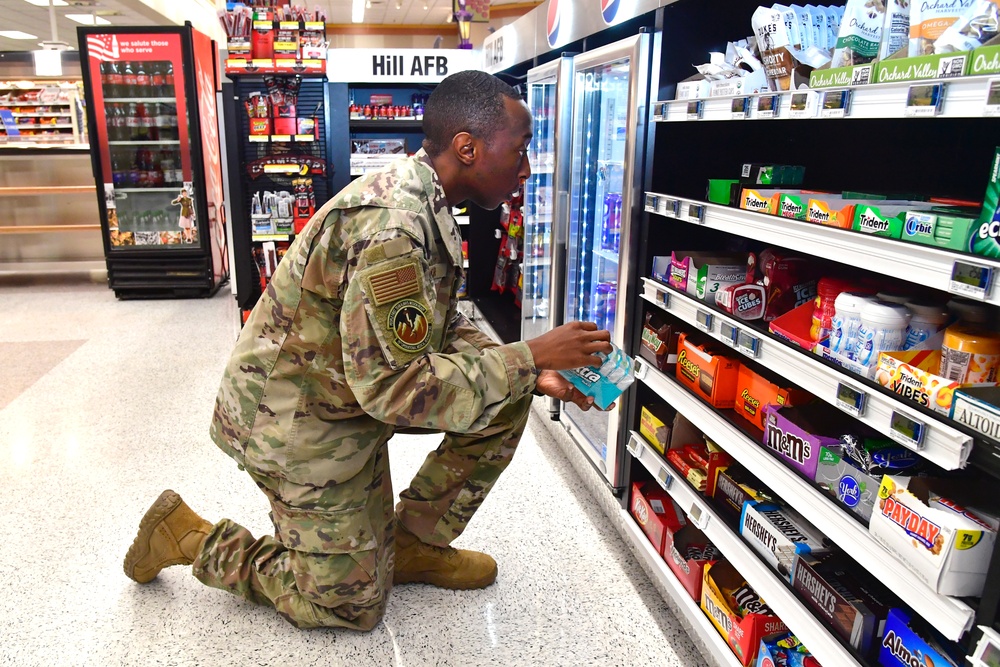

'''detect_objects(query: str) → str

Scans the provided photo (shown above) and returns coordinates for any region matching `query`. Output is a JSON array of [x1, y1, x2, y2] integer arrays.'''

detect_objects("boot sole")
[[393, 568, 498, 590], [123, 489, 182, 583]]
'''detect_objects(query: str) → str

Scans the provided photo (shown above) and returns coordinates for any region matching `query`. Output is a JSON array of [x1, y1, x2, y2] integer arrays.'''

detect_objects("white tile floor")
[[0, 280, 707, 667]]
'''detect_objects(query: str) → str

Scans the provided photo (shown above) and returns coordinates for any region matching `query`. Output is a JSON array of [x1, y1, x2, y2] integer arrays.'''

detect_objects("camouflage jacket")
[[210, 149, 539, 506]]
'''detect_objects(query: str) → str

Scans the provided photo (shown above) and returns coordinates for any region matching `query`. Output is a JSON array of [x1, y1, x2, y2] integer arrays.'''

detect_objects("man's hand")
[[526, 321, 613, 371], [534, 370, 615, 412]]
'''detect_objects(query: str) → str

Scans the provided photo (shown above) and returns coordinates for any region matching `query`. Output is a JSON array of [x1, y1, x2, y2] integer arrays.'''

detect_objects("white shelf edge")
[[653, 75, 1000, 122], [624, 423, 863, 665], [619, 508, 743, 667], [455, 215, 470, 226], [640, 281, 971, 471], [645, 194, 1000, 313], [632, 360, 976, 642]]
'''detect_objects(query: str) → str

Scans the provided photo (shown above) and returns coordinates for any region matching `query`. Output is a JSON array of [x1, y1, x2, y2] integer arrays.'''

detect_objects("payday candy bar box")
[[869, 475, 1000, 597]]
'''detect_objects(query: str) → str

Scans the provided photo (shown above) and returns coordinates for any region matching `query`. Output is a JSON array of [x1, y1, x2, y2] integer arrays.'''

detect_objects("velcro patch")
[[366, 262, 419, 307], [386, 299, 431, 353]]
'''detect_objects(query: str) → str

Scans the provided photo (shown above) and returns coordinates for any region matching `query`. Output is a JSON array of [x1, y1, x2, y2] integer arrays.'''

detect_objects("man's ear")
[[451, 131, 476, 166]]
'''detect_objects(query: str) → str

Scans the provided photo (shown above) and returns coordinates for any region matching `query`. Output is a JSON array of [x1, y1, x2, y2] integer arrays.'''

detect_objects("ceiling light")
[[395, 1, 401, 8], [65, 14, 111, 24], [23, 0, 69, 5], [0, 30, 39, 39], [423, 2, 428, 8], [352, 0, 364, 23]]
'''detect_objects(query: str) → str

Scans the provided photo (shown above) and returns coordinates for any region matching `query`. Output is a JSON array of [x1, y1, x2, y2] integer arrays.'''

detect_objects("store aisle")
[[0, 281, 705, 667]]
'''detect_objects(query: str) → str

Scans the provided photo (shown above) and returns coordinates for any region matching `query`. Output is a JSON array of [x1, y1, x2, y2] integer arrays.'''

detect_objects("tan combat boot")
[[392, 520, 498, 590], [123, 490, 213, 584]]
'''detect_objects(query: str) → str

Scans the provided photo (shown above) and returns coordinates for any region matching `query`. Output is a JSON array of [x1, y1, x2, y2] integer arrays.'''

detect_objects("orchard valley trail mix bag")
[[909, 0, 975, 56], [832, 0, 886, 67]]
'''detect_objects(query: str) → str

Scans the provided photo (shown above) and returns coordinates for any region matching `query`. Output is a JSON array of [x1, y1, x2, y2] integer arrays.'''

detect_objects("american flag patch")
[[368, 263, 419, 306], [86, 34, 120, 61]]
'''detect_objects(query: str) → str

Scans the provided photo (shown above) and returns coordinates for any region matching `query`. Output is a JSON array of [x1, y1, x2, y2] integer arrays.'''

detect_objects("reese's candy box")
[[676, 332, 741, 408]]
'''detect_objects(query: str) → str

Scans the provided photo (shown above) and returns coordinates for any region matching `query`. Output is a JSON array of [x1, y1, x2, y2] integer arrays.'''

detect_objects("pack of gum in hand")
[[559, 344, 635, 410]]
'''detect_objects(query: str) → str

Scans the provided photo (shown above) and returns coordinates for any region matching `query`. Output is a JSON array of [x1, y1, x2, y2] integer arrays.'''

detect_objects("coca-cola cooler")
[[78, 23, 229, 299]]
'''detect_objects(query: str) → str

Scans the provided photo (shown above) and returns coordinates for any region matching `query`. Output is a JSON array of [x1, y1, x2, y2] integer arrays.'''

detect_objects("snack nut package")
[[740, 500, 832, 581], [666, 524, 719, 601], [869, 475, 1000, 597], [701, 560, 788, 666], [831, 0, 885, 68], [791, 555, 892, 654], [629, 481, 685, 556], [558, 343, 634, 410], [676, 332, 742, 408], [734, 365, 812, 431]]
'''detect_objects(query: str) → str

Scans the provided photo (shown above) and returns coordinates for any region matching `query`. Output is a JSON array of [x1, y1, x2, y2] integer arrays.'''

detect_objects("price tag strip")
[[970, 627, 1000, 667], [656, 465, 673, 490], [645, 193, 658, 212], [984, 79, 1000, 117], [666, 199, 681, 216], [755, 93, 781, 119], [660, 291, 671, 308], [820, 89, 852, 118], [688, 502, 710, 530], [696, 309, 714, 332], [686, 100, 704, 120], [836, 381, 867, 418], [719, 321, 738, 347], [687, 203, 706, 223], [731, 96, 750, 119], [949, 260, 994, 301], [737, 329, 761, 358], [904, 83, 944, 117], [652, 101, 668, 120], [889, 410, 926, 450], [627, 433, 645, 460], [789, 91, 817, 119]]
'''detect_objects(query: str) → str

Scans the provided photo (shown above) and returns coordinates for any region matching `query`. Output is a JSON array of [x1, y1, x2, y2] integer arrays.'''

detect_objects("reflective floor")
[[0, 280, 706, 667]]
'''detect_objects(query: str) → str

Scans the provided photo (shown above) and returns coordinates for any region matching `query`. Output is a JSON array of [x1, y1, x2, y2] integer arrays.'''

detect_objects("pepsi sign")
[[546, 0, 562, 47], [601, 0, 621, 24]]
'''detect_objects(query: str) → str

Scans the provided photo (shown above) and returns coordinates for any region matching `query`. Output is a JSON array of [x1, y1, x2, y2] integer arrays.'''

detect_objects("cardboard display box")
[[665, 251, 754, 305], [734, 365, 812, 431], [879, 608, 964, 667], [760, 403, 843, 481], [629, 481, 685, 556], [665, 523, 719, 601], [676, 332, 742, 409], [869, 475, 1000, 597], [639, 402, 674, 456], [638, 311, 679, 373], [701, 560, 788, 666], [664, 412, 733, 496], [740, 500, 831, 581], [713, 465, 770, 520], [875, 348, 997, 416]]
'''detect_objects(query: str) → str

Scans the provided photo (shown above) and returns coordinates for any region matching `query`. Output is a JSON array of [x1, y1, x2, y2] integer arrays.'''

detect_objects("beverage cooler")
[[522, 55, 574, 420], [79, 24, 229, 299], [561, 34, 650, 488]]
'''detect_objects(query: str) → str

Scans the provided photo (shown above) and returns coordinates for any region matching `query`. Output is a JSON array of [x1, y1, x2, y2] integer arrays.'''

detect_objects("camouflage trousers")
[[192, 394, 533, 631]]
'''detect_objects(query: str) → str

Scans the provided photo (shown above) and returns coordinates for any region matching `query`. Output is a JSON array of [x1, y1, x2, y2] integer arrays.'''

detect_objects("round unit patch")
[[387, 299, 431, 353]]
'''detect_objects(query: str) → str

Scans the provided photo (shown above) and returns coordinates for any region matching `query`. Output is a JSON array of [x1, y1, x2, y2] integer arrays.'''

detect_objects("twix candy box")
[[676, 332, 741, 408]]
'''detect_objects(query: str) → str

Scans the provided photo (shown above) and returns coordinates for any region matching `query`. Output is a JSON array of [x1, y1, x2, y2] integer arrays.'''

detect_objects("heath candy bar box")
[[869, 475, 1000, 597]]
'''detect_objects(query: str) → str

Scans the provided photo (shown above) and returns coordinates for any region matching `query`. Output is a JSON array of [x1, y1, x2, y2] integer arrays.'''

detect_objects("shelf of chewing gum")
[[219, 2, 328, 75], [653, 1, 1000, 122]]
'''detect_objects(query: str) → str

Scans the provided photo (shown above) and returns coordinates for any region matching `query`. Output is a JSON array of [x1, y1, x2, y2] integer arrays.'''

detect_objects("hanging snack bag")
[[880, 0, 912, 59], [910, 0, 976, 56], [754, 6, 800, 89], [831, 0, 886, 68], [934, 0, 1000, 53]]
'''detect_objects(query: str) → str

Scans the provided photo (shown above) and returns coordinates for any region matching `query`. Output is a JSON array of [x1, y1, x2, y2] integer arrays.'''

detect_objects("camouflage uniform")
[[194, 149, 538, 630]]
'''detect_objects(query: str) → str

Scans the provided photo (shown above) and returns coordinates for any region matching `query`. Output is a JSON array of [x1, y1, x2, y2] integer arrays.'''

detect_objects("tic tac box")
[[869, 475, 1000, 597], [701, 560, 788, 666], [740, 501, 831, 581], [760, 403, 843, 481], [951, 386, 1000, 447], [879, 608, 964, 667], [665, 523, 719, 601], [791, 556, 884, 654], [629, 481, 685, 556], [734, 365, 811, 431], [639, 402, 674, 456], [676, 332, 742, 409]]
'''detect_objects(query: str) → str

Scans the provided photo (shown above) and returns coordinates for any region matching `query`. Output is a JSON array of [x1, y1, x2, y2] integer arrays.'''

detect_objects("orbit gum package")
[[558, 343, 635, 410]]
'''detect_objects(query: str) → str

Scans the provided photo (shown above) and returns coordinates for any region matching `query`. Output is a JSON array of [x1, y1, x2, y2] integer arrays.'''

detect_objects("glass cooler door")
[[562, 35, 649, 486], [522, 72, 556, 341]]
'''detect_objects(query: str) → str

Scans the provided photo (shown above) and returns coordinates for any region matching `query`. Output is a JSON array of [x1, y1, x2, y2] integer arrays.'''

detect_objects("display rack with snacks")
[[619, 0, 1000, 665], [0, 81, 86, 146], [219, 4, 327, 74], [221, 71, 332, 323]]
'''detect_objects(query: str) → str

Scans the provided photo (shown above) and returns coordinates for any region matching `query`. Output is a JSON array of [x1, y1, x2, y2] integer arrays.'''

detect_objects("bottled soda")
[[163, 62, 174, 93], [122, 61, 138, 97], [125, 102, 140, 141], [111, 150, 125, 187], [135, 62, 150, 97], [150, 62, 165, 97], [134, 103, 149, 140], [601, 192, 622, 253]]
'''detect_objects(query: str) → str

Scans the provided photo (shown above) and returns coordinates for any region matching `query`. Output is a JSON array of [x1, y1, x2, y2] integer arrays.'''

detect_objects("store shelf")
[[640, 278, 972, 470], [349, 119, 423, 129], [11, 124, 73, 129], [104, 97, 178, 104], [624, 424, 862, 665], [108, 140, 181, 146], [645, 193, 1000, 309], [631, 360, 977, 642], [252, 233, 293, 242], [595, 248, 620, 264], [12, 113, 71, 118], [0, 102, 71, 107], [115, 187, 182, 193], [619, 508, 741, 667], [653, 75, 1000, 122]]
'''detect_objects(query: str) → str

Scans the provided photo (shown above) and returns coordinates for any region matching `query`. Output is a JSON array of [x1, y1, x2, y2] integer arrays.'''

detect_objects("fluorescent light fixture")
[[351, 0, 364, 23], [33, 49, 62, 76], [0, 30, 39, 39], [65, 14, 111, 25], [23, 0, 68, 5]]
